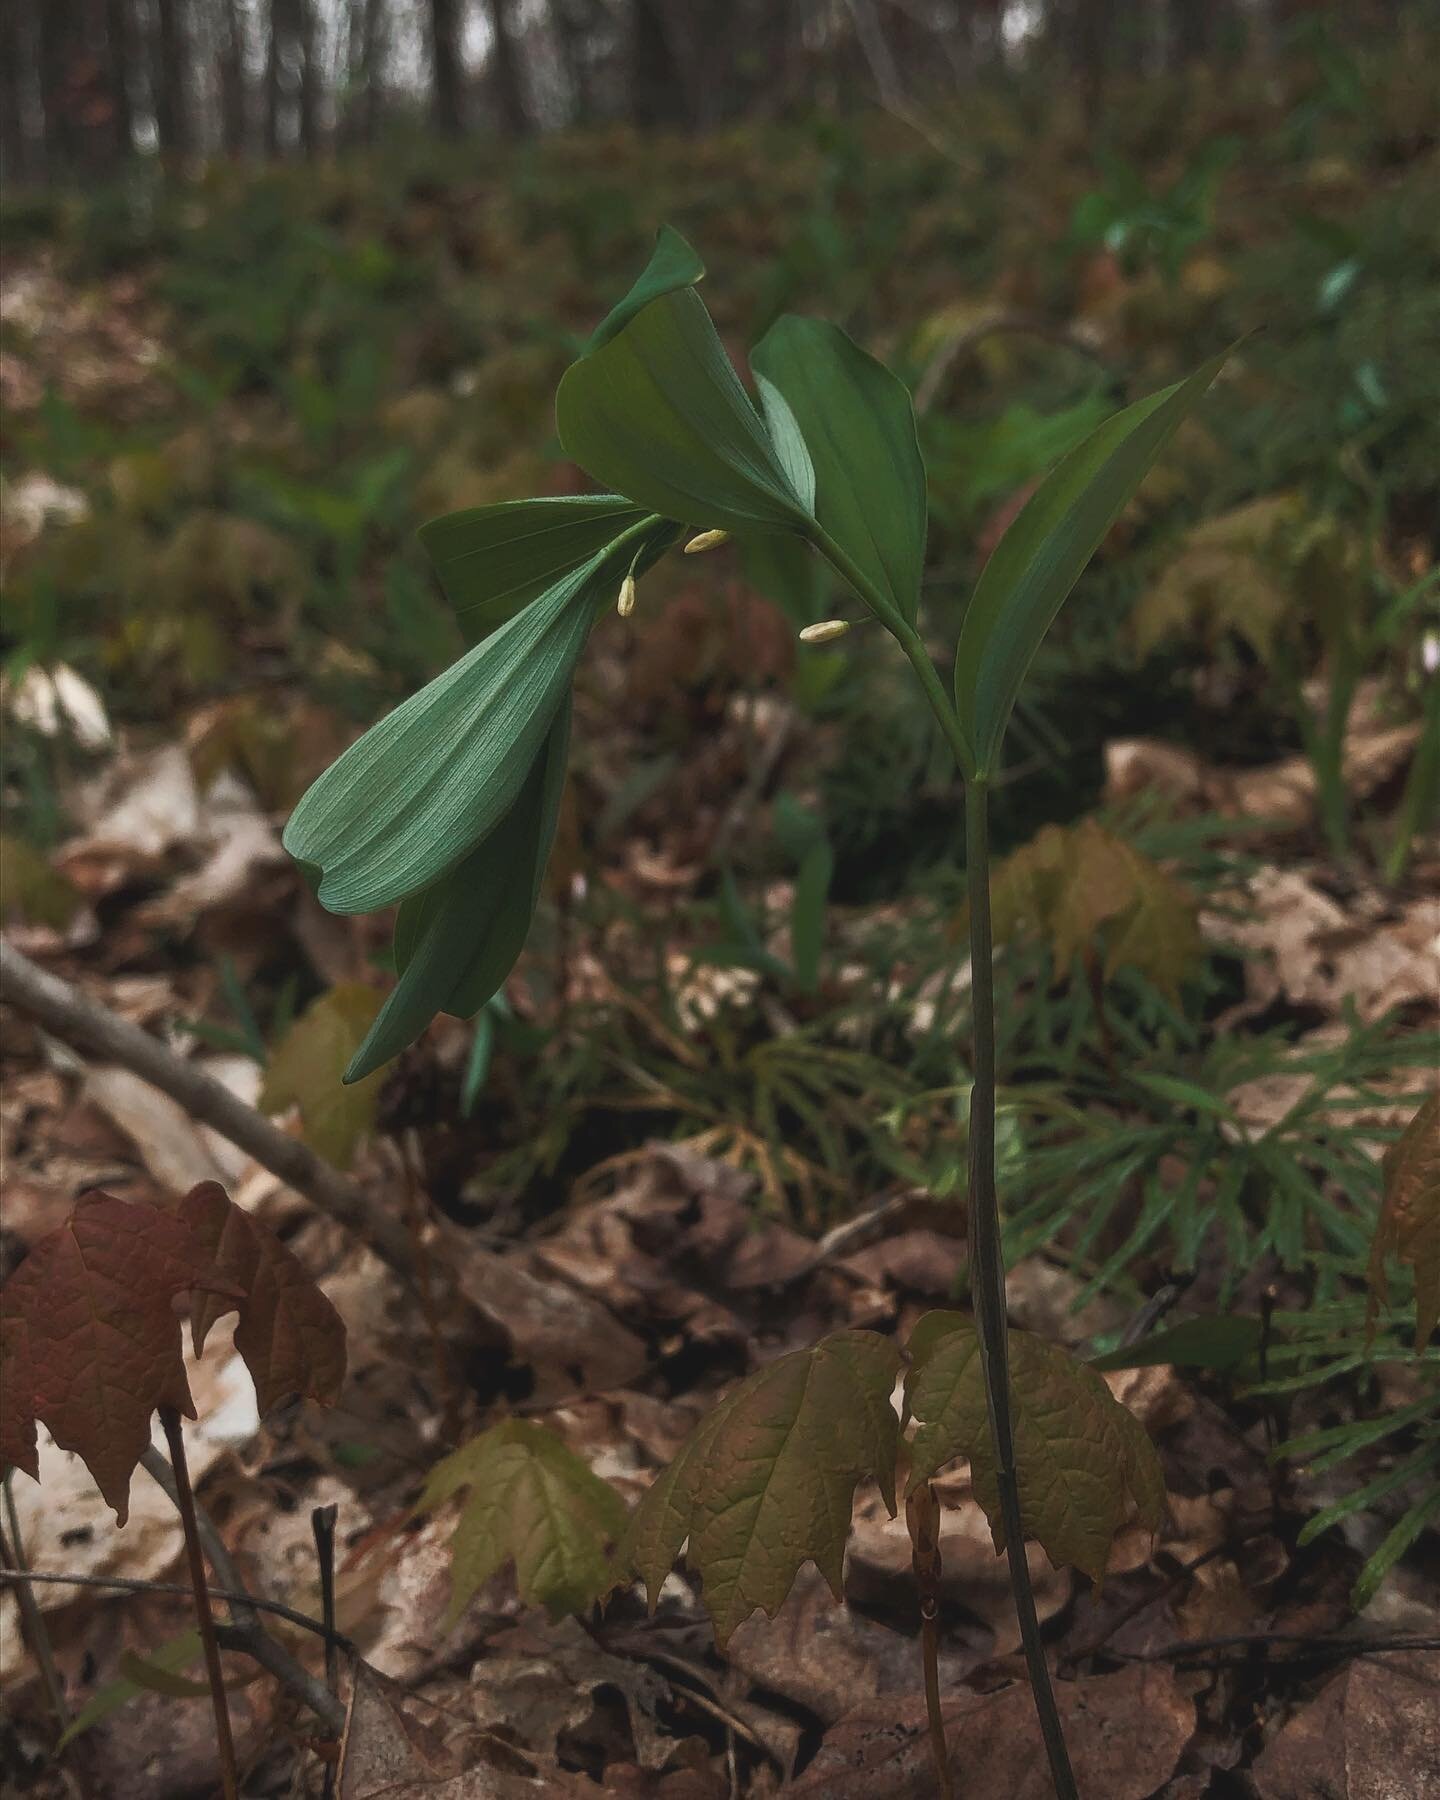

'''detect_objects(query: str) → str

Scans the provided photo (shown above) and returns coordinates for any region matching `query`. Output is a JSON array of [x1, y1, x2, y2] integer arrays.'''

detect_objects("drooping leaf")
[[556, 287, 813, 537], [587, 224, 706, 351], [1090, 1314, 1263, 1373], [623, 1330, 900, 1646], [905, 1312, 1165, 1585], [260, 984, 385, 1167], [420, 495, 653, 646], [0, 1194, 240, 1523], [0, 1311, 38, 1480], [344, 698, 571, 1082], [283, 551, 603, 915], [1368, 1094, 1440, 1350], [56, 1631, 204, 1749], [415, 1418, 627, 1623], [751, 315, 926, 628], [182, 1181, 347, 1414], [953, 351, 1228, 778]]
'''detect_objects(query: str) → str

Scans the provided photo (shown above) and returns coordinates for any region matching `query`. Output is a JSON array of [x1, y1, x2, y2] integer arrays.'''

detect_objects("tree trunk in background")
[[355, 0, 387, 142], [154, 0, 189, 156], [1, 1, 32, 181], [219, 0, 247, 156], [486, 0, 529, 135], [105, 0, 135, 159], [429, 0, 464, 136], [1171, 0, 1211, 62], [552, 0, 596, 124], [37, 0, 78, 173], [631, 0, 687, 128], [297, 0, 320, 156]]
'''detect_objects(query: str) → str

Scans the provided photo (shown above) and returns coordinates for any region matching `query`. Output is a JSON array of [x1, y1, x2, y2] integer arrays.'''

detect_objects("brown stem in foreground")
[[312, 1504, 341, 1800], [1, 1474, 69, 1737], [159, 1408, 239, 1800], [0, 939, 416, 1281], [907, 1481, 954, 1800]]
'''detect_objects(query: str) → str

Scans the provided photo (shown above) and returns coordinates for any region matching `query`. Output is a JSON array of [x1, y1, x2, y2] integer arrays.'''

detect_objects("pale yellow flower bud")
[[617, 575, 637, 618], [798, 619, 852, 645], [683, 529, 730, 555]]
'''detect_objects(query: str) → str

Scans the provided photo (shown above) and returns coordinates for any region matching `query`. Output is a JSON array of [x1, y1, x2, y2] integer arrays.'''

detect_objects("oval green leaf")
[[751, 315, 926, 629], [284, 553, 601, 915], [954, 350, 1228, 777], [344, 699, 571, 1082], [556, 286, 813, 537], [420, 495, 652, 646]]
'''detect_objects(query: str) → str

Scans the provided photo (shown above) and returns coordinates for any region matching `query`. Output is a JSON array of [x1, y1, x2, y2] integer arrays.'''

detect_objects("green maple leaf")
[[259, 983, 385, 1168], [985, 817, 1200, 1002], [905, 1312, 1165, 1585], [417, 1419, 628, 1623], [624, 1330, 900, 1647]]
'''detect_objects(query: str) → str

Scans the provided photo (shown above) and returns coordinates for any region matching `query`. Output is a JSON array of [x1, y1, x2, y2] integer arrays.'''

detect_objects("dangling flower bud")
[[683, 528, 730, 556], [799, 619, 852, 645], [617, 574, 637, 618]]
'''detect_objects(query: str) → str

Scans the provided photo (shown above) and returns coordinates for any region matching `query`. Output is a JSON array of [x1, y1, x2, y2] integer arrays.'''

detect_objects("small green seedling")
[[284, 228, 1227, 1798]]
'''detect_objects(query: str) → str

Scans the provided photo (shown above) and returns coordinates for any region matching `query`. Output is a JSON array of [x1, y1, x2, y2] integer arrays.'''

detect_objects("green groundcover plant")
[[284, 227, 1228, 1798]]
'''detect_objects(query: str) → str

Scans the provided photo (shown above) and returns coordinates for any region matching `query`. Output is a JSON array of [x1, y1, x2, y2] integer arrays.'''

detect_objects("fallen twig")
[[0, 938, 416, 1281]]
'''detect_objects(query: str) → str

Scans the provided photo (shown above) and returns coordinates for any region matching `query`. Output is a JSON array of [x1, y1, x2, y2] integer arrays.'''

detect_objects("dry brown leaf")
[[1250, 1651, 1440, 1799], [790, 1663, 1193, 1798]]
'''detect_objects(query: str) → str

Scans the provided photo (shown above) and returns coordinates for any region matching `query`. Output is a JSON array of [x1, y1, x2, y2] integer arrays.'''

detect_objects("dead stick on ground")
[[0, 938, 416, 1281]]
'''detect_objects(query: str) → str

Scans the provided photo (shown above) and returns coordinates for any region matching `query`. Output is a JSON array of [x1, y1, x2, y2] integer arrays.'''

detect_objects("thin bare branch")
[[0, 938, 417, 1281]]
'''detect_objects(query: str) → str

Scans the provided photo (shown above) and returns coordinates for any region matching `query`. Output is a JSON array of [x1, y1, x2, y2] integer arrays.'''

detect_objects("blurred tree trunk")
[[346, 0, 385, 141], [631, 0, 688, 128], [104, 0, 135, 158], [1170, 0, 1211, 62], [486, 0, 529, 136], [297, 0, 319, 156], [219, 0, 246, 156], [37, 0, 79, 172], [1, 3, 33, 181], [552, 0, 596, 123], [429, 0, 464, 136], [153, 0, 189, 156], [264, 0, 283, 155]]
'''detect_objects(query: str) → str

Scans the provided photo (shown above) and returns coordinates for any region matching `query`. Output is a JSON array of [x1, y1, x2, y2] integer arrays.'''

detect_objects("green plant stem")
[[809, 522, 1077, 1799], [160, 1408, 240, 1800], [965, 779, 1078, 1800]]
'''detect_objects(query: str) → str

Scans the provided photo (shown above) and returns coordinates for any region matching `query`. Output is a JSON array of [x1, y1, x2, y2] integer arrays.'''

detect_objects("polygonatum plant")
[[281, 227, 1227, 1799]]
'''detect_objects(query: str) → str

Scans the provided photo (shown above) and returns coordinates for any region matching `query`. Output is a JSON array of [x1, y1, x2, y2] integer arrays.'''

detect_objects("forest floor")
[[1, 30, 1438, 1799]]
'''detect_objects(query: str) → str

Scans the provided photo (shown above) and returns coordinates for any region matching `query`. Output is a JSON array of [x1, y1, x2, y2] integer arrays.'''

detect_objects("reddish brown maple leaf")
[[0, 1193, 240, 1523], [0, 1310, 39, 1481], [181, 1182, 346, 1414]]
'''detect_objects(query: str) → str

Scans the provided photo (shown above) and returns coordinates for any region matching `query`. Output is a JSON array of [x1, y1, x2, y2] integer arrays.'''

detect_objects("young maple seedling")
[[0, 1184, 346, 1796], [280, 228, 1226, 1798]]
